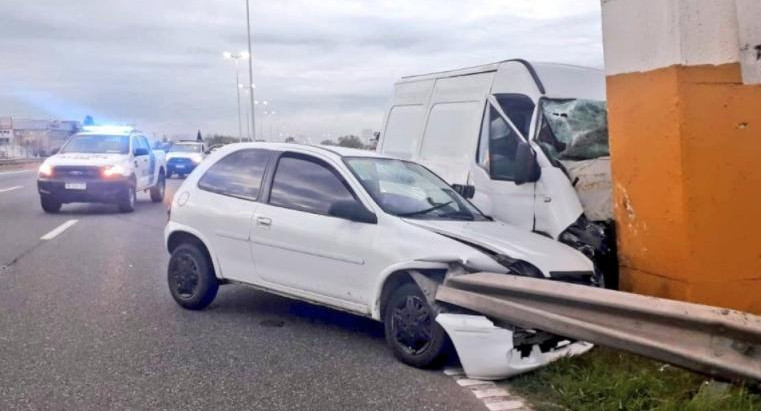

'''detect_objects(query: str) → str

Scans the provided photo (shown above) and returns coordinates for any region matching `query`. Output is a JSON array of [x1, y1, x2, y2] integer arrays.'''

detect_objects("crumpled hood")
[[46, 153, 128, 167], [403, 219, 594, 275]]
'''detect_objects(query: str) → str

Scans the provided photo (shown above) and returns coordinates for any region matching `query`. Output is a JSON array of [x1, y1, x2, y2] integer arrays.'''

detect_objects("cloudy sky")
[[0, 0, 604, 141]]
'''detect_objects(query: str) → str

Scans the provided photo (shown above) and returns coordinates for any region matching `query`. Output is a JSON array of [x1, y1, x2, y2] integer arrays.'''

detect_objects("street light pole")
[[223, 51, 248, 142], [234, 59, 242, 142], [245, 0, 256, 142]]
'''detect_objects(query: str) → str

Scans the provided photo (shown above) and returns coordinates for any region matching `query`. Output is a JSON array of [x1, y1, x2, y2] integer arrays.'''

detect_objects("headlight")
[[495, 255, 545, 278], [102, 164, 128, 177], [38, 163, 53, 177], [191, 155, 203, 164]]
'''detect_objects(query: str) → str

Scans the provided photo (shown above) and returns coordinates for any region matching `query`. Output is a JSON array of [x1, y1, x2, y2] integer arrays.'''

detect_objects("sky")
[[0, 0, 604, 141]]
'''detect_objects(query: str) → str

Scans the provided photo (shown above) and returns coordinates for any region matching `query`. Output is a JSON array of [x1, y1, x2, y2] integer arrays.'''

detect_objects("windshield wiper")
[[438, 212, 475, 221], [397, 201, 453, 217]]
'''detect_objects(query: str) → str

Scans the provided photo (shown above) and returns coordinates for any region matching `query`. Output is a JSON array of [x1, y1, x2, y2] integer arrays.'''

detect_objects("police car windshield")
[[170, 144, 202, 153], [60, 134, 129, 154]]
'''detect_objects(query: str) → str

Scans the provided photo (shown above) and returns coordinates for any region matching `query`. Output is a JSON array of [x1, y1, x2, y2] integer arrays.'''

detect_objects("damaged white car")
[[164, 143, 596, 380]]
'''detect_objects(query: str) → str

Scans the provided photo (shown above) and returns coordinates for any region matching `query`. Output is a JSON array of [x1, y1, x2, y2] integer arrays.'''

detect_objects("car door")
[[131, 135, 150, 188], [191, 148, 272, 284], [469, 97, 536, 229], [250, 152, 377, 306]]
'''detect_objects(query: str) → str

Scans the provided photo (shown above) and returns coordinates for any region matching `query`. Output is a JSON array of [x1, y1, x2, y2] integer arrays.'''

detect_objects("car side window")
[[198, 149, 270, 200], [269, 154, 357, 215], [478, 105, 521, 181]]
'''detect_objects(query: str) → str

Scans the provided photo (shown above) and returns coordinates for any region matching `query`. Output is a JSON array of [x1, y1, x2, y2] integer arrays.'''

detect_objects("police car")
[[37, 126, 166, 213], [165, 141, 207, 178]]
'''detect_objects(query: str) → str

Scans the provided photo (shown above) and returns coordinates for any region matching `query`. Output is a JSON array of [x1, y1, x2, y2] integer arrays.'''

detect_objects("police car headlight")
[[102, 164, 128, 177], [38, 163, 53, 177]]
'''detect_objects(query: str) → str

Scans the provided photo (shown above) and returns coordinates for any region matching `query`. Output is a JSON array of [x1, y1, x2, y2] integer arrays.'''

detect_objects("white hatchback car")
[[164, 143, 596, 379]]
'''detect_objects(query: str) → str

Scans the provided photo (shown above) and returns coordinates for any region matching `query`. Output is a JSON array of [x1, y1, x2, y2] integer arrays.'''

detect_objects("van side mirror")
[[514, 141, 540, 185], [452, 184, 475, 199], [328, 200, 378, 224], [133, 147, 149, 156]]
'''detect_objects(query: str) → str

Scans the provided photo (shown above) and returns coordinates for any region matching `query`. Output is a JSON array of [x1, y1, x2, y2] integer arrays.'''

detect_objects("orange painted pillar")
[[602, 0, 761, 313]]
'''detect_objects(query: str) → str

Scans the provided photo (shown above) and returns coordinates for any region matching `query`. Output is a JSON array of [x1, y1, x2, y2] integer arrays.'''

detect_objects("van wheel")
[[167, 243, 218, 310], [118, 183, 136, 213], [384, 283, 449, 368], [40, 196, 62, 213], [150, 171, 165, 202]]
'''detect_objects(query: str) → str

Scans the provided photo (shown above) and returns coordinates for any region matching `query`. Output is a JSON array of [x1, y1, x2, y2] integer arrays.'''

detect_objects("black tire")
[[117, 182, 136, 213], [150, 171, 165, 202], [383, 283, 449, 368], [40, 196, 61, 213], [167, 243, 218, 310], [166, 170, 173, 179], [179, 173, 186, 179]]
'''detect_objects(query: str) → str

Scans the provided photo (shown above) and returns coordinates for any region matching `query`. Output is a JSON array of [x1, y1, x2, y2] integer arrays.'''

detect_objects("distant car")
[[166, 141, 207, 178], [37, 126, 166, 213], [164, 143, 596, 379]]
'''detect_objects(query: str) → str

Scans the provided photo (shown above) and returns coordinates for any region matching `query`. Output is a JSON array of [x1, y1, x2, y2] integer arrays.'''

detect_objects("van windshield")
[[345, 157, 487, 221], [535, 99, 609, 161]]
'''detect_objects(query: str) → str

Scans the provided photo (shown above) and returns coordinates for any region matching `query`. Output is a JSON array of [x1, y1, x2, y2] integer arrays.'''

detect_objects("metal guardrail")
[[436, 272, 761, 382]]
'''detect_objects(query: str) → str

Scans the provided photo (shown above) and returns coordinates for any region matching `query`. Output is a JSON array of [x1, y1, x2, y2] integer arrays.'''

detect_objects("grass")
[[508, 347, 761, 411]]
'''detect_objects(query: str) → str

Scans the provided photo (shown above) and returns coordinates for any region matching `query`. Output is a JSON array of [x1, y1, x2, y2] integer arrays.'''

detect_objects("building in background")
[[0, 117, 80, 158]]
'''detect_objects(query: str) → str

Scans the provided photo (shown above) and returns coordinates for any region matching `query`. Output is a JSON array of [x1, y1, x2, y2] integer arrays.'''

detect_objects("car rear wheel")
[[384, 283, 449, 368], [40, 196, 61, 213], [118, 183, 136, 213], [167, 243, 218, 310], [150, 171, 165, 202]]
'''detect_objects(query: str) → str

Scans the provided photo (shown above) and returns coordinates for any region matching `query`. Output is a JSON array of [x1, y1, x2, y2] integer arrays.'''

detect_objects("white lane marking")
[[443, 367, 465, 376], [41, 220, 78, 240], [457, 378, 495, 388], [0, 169, 36, 176], [485, 400, 525, 411], [474, 388, 510, 399], [0, 185, 22, 193]]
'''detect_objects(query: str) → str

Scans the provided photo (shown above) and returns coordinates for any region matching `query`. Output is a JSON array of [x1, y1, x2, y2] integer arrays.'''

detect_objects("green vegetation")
[[509, 347, 761, 411]]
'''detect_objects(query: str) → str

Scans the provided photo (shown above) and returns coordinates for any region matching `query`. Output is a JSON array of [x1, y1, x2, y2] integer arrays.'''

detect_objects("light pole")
[[245, 0, 256, 143], [223, 51, 248, 142], [239, 83, 255, 140], [254, 100, 268, 140]]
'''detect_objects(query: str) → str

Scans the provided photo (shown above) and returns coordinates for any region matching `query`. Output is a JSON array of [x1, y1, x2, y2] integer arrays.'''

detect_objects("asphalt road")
[[0, 169, 484, 411]]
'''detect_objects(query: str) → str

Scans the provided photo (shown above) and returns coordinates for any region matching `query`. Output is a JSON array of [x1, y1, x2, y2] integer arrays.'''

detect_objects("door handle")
[[255, 216, 272, 226]]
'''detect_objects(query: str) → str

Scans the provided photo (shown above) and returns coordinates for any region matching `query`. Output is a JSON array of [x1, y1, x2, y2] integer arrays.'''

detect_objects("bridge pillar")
[[601, 0, 761, 312]]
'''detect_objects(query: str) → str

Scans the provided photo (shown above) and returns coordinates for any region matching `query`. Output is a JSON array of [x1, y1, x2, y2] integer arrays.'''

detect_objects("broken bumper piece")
[[436, 313, 593, 380]]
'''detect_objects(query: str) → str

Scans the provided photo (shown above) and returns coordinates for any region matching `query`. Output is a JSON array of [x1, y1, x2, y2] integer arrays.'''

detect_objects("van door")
[[468, 96, 536, 230]]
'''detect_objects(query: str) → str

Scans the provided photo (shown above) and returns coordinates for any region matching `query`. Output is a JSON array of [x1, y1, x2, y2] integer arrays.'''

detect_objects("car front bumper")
[[38, 178, 130, 204], [436, 313, 593, 380], [166, 160, 198, 174]]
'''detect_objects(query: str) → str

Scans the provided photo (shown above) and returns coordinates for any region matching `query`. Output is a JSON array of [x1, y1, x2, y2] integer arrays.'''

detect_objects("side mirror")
[[452, 184, 475, 199], [328, 200, 378, 224], [514, 141, 541, 185], [133, 147, 149, 156]]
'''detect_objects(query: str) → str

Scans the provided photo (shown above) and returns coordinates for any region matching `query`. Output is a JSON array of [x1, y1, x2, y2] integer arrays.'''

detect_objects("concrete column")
[[602, 0, 761, 313]]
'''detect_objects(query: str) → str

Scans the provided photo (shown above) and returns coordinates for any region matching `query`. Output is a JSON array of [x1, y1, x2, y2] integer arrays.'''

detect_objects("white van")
[[377, 59, 617, 287]]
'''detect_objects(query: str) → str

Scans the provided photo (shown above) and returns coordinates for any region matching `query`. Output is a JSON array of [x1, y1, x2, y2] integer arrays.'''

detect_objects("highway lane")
[[0, 175, 481, 410]]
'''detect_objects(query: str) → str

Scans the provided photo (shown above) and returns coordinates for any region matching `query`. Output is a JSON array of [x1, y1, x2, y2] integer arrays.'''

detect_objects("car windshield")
[[170, 144, 202, 153], [345, 157, 487, 221], [59, 134, 129, 154], [535, 98, 609, 161]]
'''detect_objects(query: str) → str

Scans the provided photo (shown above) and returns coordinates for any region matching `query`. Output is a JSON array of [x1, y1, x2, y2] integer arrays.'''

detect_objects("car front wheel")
[[167, 243, 218, 310], [384, 283, 449, 368], [150, 171, 165, 202]]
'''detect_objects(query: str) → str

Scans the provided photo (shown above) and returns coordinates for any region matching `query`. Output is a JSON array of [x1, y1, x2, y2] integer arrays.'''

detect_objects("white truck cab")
[[378, 60, 617, 287], [37, 126, 166, 213]]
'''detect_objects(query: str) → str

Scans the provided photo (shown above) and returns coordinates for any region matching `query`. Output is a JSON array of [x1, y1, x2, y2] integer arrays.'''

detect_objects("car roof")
[[221, 142, 395, 161]]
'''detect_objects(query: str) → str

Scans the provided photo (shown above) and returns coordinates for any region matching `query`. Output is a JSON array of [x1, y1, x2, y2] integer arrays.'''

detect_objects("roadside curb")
[[444, 367, 534, 411]]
